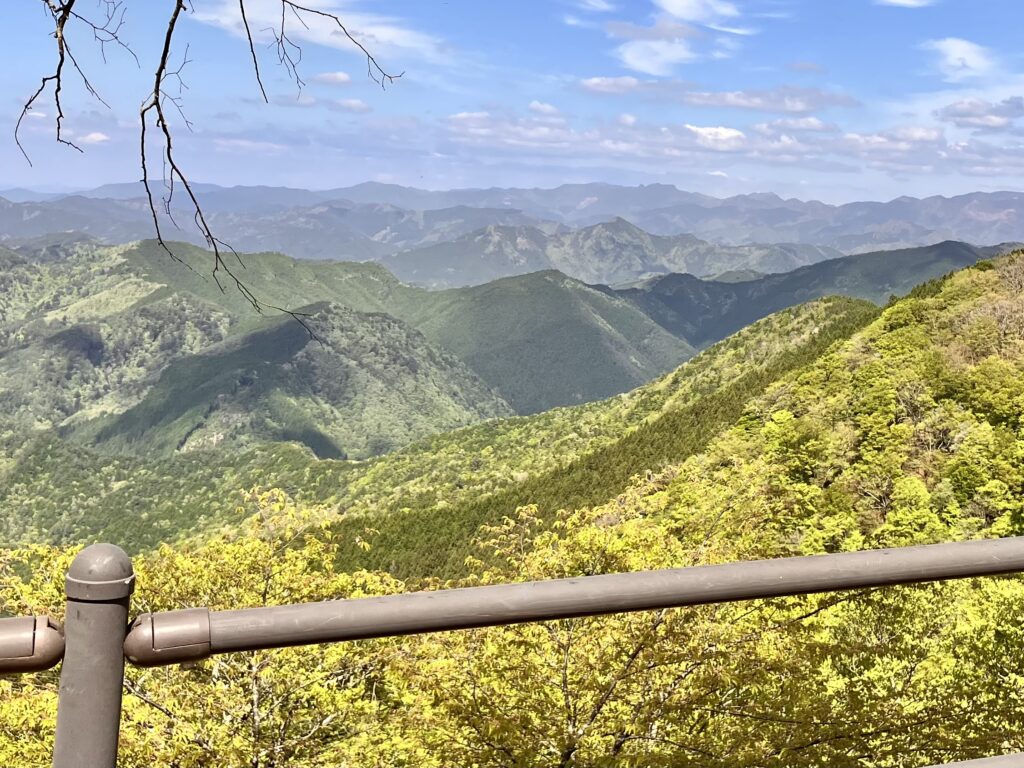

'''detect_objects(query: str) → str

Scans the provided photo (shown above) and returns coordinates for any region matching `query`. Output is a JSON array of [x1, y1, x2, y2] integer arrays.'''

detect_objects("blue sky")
[[2, 0, 1023, 202]]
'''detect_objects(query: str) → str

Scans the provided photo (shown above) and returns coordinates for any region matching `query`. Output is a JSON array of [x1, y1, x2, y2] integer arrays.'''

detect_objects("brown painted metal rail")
[[3, 537, 1024, 767]]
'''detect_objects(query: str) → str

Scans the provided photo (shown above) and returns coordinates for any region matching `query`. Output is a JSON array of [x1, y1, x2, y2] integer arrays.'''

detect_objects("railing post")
[[53, 544, 135, 768]]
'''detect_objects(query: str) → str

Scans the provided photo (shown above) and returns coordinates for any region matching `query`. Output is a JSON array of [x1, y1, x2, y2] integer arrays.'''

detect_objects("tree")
[[15, 1, 400, 327]]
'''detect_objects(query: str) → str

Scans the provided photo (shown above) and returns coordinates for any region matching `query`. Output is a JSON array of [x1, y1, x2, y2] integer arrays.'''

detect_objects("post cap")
[[66, 543, 135, 601]]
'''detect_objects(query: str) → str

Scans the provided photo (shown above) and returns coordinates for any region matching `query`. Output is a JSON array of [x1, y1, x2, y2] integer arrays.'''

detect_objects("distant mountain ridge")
[[612, 240, 1018, 346], [383, 218, 840, 287], [4, 181, 1024, 271]]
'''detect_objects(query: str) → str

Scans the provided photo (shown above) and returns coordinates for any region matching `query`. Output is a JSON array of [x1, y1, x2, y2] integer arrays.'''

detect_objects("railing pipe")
[[0, 616, 64, 673], [925, 757, 1024, 767], [126, 536, 1024, 667], [53, 543, 135, 768]]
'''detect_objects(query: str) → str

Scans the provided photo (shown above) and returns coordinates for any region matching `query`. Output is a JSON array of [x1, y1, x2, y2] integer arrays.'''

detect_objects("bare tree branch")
[[17, 1, 83, 163], [278, 1, 403, 90], [17, 0, 402, 340], [239, 0, 268, 103]]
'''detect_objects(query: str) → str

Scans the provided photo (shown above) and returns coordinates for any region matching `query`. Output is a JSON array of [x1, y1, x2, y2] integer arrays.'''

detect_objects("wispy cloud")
[[788, 61, 827, 74], [580, 77, 856, 114], [922, 38, 996, 82], [683, 123, 746, 150], [213, 137, 288, 154], [615, 39, 698, 75], [605, 18, 698, 41], [580, 75, 642, 93], [936, 96, 1024, 129], [653, 0, 740, 23], [191, 0, 447, 64], [528, 100, 560, 115], [331, 98, 372, 113], [755, 116, 839, 133], [311, 71, 352, 85], [876, 0, 935, 6], [605, 15, 699, 75], [78, 132, 111, 144]]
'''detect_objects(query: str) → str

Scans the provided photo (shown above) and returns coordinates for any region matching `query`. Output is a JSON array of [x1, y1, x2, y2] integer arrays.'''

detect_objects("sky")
[[1, 0, 1023, 202]]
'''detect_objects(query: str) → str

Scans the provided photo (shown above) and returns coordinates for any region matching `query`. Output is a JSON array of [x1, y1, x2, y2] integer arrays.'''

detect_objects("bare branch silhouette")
[[17, 0, 402, 339]]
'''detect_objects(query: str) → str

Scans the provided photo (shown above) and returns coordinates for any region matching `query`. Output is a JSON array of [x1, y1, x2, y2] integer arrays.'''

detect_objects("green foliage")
[[4, 251, 1024, 766]]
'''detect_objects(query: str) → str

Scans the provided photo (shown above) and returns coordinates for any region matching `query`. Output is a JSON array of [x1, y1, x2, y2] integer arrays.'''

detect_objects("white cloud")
[[654, 0, 740, 22], [707, 170, 729, 177], [937, 96, 1024, 129], [79, 132, 111, 144], [888, 126, 943, 142], [683, 124, 746, 150], [528, 100, 560, 115], [876, 0, 934, 6], [311, 71, 351, 85], [922, 38, 996, 82], [615, 39, 697, 75], [580, 75, 641, 93], [683, 86, 856, 113], [332, 98, 372, 113], [605, 18, 698, 41], [580, 77, 854, 113], [191, 0, 446, 63], [576, 0, 615, 10], [755, 116, 838, 133], [618, 113, 637, 126], [708, 24, 756, 36]]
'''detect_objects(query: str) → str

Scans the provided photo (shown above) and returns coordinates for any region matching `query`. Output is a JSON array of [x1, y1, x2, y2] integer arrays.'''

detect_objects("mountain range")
[[4, 181, 1024, 284], [0, 236, 1011, 464], [381, 218, 840, 287]]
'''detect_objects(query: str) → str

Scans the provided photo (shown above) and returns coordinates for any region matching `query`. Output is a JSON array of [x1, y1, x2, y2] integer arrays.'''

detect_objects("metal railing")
[[4, 538, 1024, 767]]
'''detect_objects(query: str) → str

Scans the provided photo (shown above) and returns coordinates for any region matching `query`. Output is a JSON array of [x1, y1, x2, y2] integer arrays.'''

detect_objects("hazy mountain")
[[0, 187, 66, 203], [0, 193, 553, 260], [384, 218, 840, 287], [73, 181, 1024, 253], [614, 240, 1016, 346], [211, 201, 553, 260], [9, 180, 1024, 269], [627, 190, 1024, 253]]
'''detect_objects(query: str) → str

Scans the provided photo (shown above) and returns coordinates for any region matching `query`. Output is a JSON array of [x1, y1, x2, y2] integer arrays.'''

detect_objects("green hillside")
[[327, 295, 878, 577], [67, 303, 511, 459], [394, 270, 693, 413], [615, 240, 1013, 346], [128, 241, 692, 414], [0, 241, 692, 463], [0, 295, 876, 554]]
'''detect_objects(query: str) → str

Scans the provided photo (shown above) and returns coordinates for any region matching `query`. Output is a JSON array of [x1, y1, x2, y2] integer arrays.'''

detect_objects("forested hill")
[[2, 252, 1023, 766], [0, 241, 690, 462], [0, 235, 1011, 482], [612, 240, 1015, 346], [0, 295, 878, 550]]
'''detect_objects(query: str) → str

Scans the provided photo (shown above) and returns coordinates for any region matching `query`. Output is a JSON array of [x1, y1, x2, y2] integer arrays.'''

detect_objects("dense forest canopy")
[[2, 251, 1024, 766]]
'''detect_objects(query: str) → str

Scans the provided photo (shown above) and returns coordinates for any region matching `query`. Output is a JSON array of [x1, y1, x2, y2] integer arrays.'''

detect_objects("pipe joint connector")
[[125, 608, 212, 667], [0, 616, 65, 674]]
